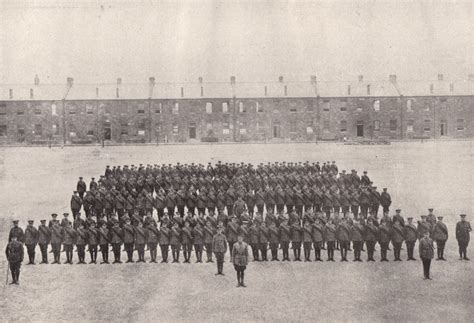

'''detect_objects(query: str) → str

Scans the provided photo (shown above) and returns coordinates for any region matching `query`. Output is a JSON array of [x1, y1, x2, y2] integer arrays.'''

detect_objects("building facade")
[[0, 75, 472, 145]]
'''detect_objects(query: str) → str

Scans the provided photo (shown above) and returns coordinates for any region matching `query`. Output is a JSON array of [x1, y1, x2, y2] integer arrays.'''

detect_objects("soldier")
[[176, 188, 186, 217], [110, 221, 123, 264], [255, 188, 265, 215], [380, 188, 392, 213], [233, 196, 247, 218], [456, 214, 471, 260], [154, 190, 166, 220], [146, 221, 159, 263], [359, 187, 371, 219], [77, 176, 87, 199], [203, 220, 215, 263], [268, 221, 280, 261], [5, 235, 24, 285], [404, 217, 418, 261], [70, 191, 83, 220], [227, 217, 240, 259], [90, 177, 98, 191], [259, 222, 269, 261], [170, 222, 181, 263], [186, 189, 197, 216], [248, 221, 260, 261], [48, 213, 60, 228], [87, 221, 99, 264], [417, 215, 431, 239], [426, 208, 437, 230], [50, 221, 64, 264], [378, 219, 391, 262], [310, 218, 324, 261], [8, 220, 24, 243], [192, 222, 204, 263], [73, 212, 86, 230], [419, 231, 434, 280], [393, 209, 405, 227], [336, 218, 350, 261], [63, 222, 77, 264], [123, 218, 135, 263], [391, 219, 404, 261], [369, 186, 381, 218], [432, 216, 448, 260], [291, 220, 303, 261], [159, 221, 170, 263], [232, 234, 249, 288], [302, 221, 313, 261], [364, 218, 378, 261], [75, 223, 88, 264], [38, 219, 51, 264], [98, 222, 110, 264], [361, 171, 371, 186], [134, 221, 147, 263], [351, 218, 365, 262], [24, 220, 39, 265], [181, 221, 193, 263], [212, 225, 228, 275], [324, 219, 336, 261], [197, 189, 207, 216], [61, 213, 72, 228], [115, 192, 126, 221], [245, 189, 256, 218]]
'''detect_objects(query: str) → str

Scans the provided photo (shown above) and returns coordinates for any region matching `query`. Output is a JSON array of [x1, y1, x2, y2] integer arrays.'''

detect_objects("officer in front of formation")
[[5, 234, 24, 285], [8, 220, 24, 242], [456, 214, 471, 260]]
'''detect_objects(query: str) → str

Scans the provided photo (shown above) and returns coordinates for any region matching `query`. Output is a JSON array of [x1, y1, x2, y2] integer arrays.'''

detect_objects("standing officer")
[[123, 218, 135, 263], [391, 219, 404, 261], [324, 219, 336, 261], [24, 220, 39, 265], [87, 221, 99, 264], [50, 221, 64, 264], [291, 220, 303, 261], [404, 217, 418, 261], [279, 218, 291, 261], [232, 234, 249, 288], [203, 220, 215, 263], [302, 221, 313, 261], [311, 218, 324, 261], [456, 214, 471, 260], [192, 222, 204, 263], [258, 222, 269, 261], [77, 177, 87, 199], [351, 219, 364, 262], [70, 191, 83, 220], [5, 235, 24, 285], [98, 222, 110, 264], [134, 221, 147, 263], [212, 225, 228, 275], [8, 220, 24, 242], [248, 221, 260, 261], [380, 188, 392, 213], [336, 218, 350, 261], [433, 216, 448, 260], [63, 222, 77, 264], [364, 218, 378, 261], [419, 231, 434, 280], [417, 215, 431, 239], [110, 221, 123, 264], [38, 219, 51, 264], [146, 222, 159, 263], [268, 221, 280, 261], [379, 219, 391, 262], [181, 221, 193, 263], [227, 217, 240, 259], [75, 223, 88, 264], [170, 222, 182, 263]]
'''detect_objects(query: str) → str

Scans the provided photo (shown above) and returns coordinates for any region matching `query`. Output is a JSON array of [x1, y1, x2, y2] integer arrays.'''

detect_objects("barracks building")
[[0, 74, 472, 145]]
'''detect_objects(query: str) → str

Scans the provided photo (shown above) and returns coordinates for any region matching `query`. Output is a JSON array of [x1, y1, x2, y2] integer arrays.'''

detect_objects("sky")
[[0, 0, 472, 85]]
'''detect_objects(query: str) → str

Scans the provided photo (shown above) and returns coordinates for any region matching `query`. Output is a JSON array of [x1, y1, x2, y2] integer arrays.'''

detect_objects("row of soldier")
[[8, 208, 471, 267]]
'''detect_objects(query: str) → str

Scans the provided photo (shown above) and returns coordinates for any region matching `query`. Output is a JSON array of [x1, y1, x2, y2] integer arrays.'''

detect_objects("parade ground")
[[0, 141, 473, 322]]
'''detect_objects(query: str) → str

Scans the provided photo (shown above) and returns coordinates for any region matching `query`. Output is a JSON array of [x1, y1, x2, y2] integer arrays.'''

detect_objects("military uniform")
[[212, 230, 228, 275], [75, 225, 88, 264], [110, 223, 123, 263], [290, 222, 302, 261], [203, 223, 215, 262], [391, 222, 404, 261], [432, 217, 448, 260], [87, 224, 99, 263], [456, 215, 471, 260], [232, 240, 249, 287], [134, 224, 147, 262], [5, 237, 24, 284], [50, 224, 64, 264], [24, 221, 39, 264], [170, 225, 181, 263], [38, 220, 51, 263], [192, 224, 204, 262], [181, 224, 193, 263], [147, 223, 159, 263], [98, 224, 110, 263], [324, 222, 336, 261], [404, 219, 418, 260], [159, 224, 170, 263], [364, 220, 378, 261], [419, 235, 434, 279]]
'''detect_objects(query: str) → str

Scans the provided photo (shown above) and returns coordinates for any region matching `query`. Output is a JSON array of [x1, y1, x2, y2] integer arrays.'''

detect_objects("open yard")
[[0, 141, 473, 322]]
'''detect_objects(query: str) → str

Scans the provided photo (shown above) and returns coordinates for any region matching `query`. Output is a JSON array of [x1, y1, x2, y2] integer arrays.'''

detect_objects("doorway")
[[103, 123, 111, 140], [17, 128, 25, 143], [189, 123, 197, 139], [273, 123, 281, 138], [440, 121, 448, 136], [356, 123, 364, 137]]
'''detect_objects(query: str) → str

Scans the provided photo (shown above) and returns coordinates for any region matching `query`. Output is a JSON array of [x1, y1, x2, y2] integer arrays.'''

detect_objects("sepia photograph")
[[0, 0, 473, 322]]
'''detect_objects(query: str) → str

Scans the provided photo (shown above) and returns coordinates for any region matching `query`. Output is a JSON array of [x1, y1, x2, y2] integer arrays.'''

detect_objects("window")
[[86, 104, 93, 114], [457, 119, 465, 131], [306, 121, 313, 134], [121, 123, 128, 135], [374, 120, 381, 131], [69, 124, 76, 137], [34, 107, 42, 115], [440, 97, 447, 103], [0, 104, 6, 115], [407, 99, 413, 112], [340, 107, 347, 112], [323, 120, 330, 131], [239, 102, 245, 113], [137, 104, 145, 114], [34, 124, 42, 136], [0, 125, 6, 136], [206, 102, 213, 114], [323, 100, 330, 111], [155, 103, 162, 114], [223, 122, 230, 134], [87, 130, 94, 136], [222, 102, 229, 113], [17, 107, 24, 115], [340, 120, 347, 132], [172, 123, 179, 134], [52, 124, 58, 135], [290, 121, 297, 133], [290, 107, 297, 113], [256, 102, 263, 113], [51, 104, 57, 116], [389, 119, 397, 131], [239, 128, 247, 134], [373, 100, 380, 111], [138, 120, 146, 130], [172, 103, 179, 114], [407, 120, 414, 133], [424, 120, 431, 132], [69, 107, 76, 115]]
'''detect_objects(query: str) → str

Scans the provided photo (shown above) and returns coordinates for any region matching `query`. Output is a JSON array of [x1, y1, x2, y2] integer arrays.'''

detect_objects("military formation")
[[5, 161, 472, 285]]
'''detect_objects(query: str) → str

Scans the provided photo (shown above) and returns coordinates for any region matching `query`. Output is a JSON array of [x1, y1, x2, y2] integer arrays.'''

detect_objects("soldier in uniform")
[[9, 220, 24, 243], [24, 220, 39, 265], [123, 218, 135, 263], [378, 219, 391, 262], [336, 217, 350, 261], [87, 221, 99, 264], [77, 177, 87, 199], [426, 208, 437, 230], [291, 220, 302, 261], [192, 222, 204, 263], [351, 219, 365, 262], [110, 220, 123, 263], [75, 223, 88, 264], [134, 221, 147, 263], [50, 221, 64, 264], [146, 221, 159, 263], [279, 218, 291, 261], [364, 218, 378, 261], [391, 219, 404, 261], [393, 209, 405, 227], [203, 220, 215, 263], [456, 214, 471, 260], [212, 225, 228, 275], [159, 221, 170, 263], [38, 219, 51, 264], [268, 221, 280, 261], [419, 231, 434, 279], [380, 188, 392, 214], [5, 235, 24, 285], [98, 222, 110, 264], [170, 222, 182, 263], [181, 221, 193, 263], [404, 217, 418, 260], [259, 222, 269, 261], [248, 221, 260, 261], [417, 215, 431, 239], [232, 234, 249, 288], [302, 221, 313, 261], [324, 219, 336, 261], [63, 222, 77, 264], [70, 191, 83, 220], [227, 217, 240, 259], [433, 216, 448, 260]]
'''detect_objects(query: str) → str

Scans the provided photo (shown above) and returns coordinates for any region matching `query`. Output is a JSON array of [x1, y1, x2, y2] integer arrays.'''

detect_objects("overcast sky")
[[0, 0, 472, 85]]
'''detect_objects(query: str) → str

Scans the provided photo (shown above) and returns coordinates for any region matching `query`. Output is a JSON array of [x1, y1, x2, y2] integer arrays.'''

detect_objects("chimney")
[[468, 74, 474, 81], [347, 85, 351, 95], [96, 87, 99, 98], [230, 76, 236, 84], [278, 76, 284, 83], [67, 77, 74, 87], [116, 87, 120, 98], [198, 77, 203, 84], [437, 74, 444, 81], [450, 83, 454, 92], [30, 88, 34, 99], [367, 84, 371, 95], [34, 74, 40, 86], [117, 77, 122, 85], [284, 85, 288, 96], [430, 84, 434, 94], [389, 75, 397, 83], [9, 89, 13, 99], [264, 86, 267, 96], [149, 77, 155, 85], [310, 75, 317, 84], [358, 75, 364, 83], [181, 87, 184, 98]]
